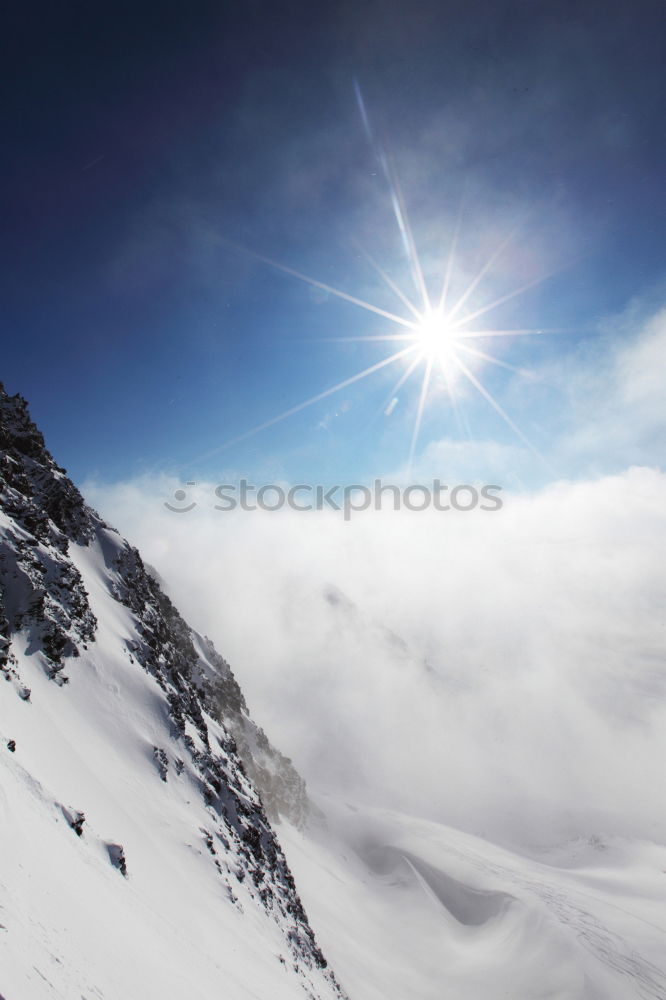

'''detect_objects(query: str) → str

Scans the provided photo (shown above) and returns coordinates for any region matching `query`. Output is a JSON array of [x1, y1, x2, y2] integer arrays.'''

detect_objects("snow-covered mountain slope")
[[281, 797, 666, 1000], [0, 383, 345, 1000]]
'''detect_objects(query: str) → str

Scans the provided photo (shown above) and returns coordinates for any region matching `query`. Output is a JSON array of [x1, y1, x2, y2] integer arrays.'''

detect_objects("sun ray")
[[353, 78, 374, 145], [437, 185, 467, 315], [441, 363, 469, 441], [456, 327, 567, 339], [352, 81, 429, 314], [352, 240, 422, 320], [385, 164, 431, 313], [451, 266, 564, 330], [191, 345, 419, 464], [408, 357, 434, 474], [220, 237, 418, 331], [302, 333, 418, 344], [456, 342, 533, 377], [453, 355, 553, 470], [446, 221, 523, 323], [381, 352, 423, 414]]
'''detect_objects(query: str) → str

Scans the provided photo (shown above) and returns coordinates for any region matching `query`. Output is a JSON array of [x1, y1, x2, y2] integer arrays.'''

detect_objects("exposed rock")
[[0, 382, 345, 999]]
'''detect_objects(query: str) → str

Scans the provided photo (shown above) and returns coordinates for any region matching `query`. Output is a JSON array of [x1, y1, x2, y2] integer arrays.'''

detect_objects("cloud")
[[80, 303, 666, 848], [394, 436, 534, 488], [545, 302, 666, 475], [616, 307, 666, 412], [83, 461, 666, 850]]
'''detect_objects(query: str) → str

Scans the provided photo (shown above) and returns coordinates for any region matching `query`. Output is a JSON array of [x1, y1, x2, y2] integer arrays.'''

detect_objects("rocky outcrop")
[[0, 381, 343, 999]]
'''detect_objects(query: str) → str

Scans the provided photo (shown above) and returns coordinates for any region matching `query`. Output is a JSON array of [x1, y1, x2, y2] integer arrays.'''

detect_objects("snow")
[[0, 529, 342, 1000], [3, 383, 666, 1000], [279, 796, 666, 1000]]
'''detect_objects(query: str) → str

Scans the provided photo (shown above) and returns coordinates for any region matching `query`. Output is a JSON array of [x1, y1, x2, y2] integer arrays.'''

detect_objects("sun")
[[414, 311, 458, 368], [200, 219, 557, 471], [199, 88, 562, 471]]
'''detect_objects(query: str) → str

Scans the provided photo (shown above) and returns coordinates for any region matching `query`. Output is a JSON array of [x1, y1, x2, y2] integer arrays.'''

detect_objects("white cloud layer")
[[546, 303, 666, 475], [83, 463, 666, 850]]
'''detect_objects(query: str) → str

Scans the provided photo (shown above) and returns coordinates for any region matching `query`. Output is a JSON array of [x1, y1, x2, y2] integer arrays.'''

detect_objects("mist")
[[82, 463, 666, 850]]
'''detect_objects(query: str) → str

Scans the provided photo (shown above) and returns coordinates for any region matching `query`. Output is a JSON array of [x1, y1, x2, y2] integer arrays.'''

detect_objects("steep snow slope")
[[281, 797, 666, 1000], [0, 383, 345, 1000]]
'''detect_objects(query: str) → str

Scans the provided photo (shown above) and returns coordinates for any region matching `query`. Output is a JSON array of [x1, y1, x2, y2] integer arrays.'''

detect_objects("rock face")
[[0, 389, 97, 679], [0, 382, 345, 1000], [112, 541, 311, 829]]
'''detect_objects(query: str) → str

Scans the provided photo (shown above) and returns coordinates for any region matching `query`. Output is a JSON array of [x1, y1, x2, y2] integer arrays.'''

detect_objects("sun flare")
[[414, 311, 458, 368], [204, 216, 558, 471], [203, 87, 564, 473]]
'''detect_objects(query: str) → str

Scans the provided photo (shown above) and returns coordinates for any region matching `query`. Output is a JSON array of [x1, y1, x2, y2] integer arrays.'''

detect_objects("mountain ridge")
[[0, 381, 345, 1000]]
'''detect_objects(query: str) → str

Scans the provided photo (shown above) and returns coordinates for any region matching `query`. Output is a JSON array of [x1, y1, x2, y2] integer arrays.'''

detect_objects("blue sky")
[[3, 0, 666, 489], [6, 0, 666, 850]]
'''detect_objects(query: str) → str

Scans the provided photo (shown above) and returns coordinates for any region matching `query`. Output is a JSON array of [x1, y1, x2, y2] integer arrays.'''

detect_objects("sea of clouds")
[[84, 463, 666, 849]]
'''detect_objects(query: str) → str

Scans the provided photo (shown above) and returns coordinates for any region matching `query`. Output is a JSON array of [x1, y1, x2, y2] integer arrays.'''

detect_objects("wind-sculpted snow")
[[280, 800, 666, 1000], [363, 843, 514, 925], [0, 383, 345, 1000]]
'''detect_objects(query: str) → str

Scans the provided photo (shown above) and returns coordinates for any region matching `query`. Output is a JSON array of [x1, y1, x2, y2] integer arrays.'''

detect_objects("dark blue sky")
[[3, 0, 666, 486]]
